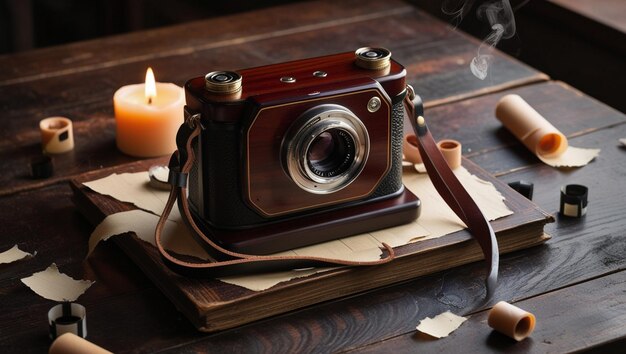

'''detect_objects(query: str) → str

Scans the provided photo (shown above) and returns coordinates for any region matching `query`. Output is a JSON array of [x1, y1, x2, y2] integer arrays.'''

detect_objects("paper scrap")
[[21, 264, 94, 302], [84, 166, 512, 291], [416, 311, 468, 338], [220, 267, 329, 292], [83, 172, 181, 221], [538, 146, 600, 167], [89, 209, 209, 260], [0, 245, 34, 264], [414, 163, 427, 174], [619, 138, 626, 147]]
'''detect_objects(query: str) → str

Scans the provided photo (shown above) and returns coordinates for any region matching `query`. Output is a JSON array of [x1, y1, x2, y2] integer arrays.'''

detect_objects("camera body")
[[183, 48, 420, 254]]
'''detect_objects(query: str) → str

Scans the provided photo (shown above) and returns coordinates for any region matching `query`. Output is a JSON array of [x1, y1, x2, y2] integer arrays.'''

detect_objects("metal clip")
[[184, 106, 204, 130], [406, 84, 416, 101]]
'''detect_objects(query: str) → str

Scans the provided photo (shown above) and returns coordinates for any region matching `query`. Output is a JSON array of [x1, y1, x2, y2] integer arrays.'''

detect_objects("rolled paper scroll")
[[40, 116, 74, 154], [495, 95, 599, 167], [488, 301, 536, 341], [49, 333, 112, 354]]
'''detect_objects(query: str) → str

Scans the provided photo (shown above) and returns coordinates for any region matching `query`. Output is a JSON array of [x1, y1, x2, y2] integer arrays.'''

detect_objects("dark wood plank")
[[470, 112, 625, 177], [0, 0, 412, 84], [0, 0, 546, 197], [422, 81, 626, 175], [354, 269, 626, 354], [0, 182, 191, 353]]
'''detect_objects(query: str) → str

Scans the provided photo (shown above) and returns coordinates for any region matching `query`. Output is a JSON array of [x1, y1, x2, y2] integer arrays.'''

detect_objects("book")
[[71, 158, 552, 332]]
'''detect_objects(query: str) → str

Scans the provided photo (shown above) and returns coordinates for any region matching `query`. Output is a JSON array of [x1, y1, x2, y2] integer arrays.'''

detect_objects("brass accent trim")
[[205, 71, 242, 94], [355, 47, 391, 70]]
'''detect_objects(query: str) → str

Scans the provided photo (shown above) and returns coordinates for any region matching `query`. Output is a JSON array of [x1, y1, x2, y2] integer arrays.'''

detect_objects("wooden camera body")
[[183, 47, 420, 254]]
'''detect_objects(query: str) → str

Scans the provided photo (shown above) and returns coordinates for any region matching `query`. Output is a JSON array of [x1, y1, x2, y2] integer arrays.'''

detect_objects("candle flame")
[[145, 67, 157, 104]]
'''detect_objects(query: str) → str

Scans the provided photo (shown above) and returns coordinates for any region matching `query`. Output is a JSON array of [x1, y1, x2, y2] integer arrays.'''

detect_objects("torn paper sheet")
[[496, 94, 600, 167], [222, 238, 390, 288], [83, 172, 181, 221], [89, 209, 209, 260], [538, 146, 600, 167], [84, 165, 512, 291], [220, 267, 329, 292], [414, 163, 427, 174], [0, 245, 34, 264], [221, 166, 511, 290], [416, 311, 468, 338], [21, 264, 93, 302], [397, 166, 513, 240]]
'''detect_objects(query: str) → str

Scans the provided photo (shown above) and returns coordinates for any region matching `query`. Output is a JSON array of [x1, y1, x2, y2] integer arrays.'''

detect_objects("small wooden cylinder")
[[402, 134, 422, 164], [437, 139, 462, 170], [488, 301, 536, 341], [40, 116, 74, 154], [49, 333, 112, 354]]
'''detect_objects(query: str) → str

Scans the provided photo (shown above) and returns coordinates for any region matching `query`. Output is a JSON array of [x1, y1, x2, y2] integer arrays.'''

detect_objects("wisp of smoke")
[[442, 0, 524, 80], [471, 0, 516, 80], [442, 0, 476, 27]]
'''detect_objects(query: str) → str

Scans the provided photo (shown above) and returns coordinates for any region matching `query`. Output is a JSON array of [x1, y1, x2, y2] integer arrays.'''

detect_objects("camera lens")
[[282, 105, 369, 194], [354, 47, 391, 70], [205, 71, 242, 94], [307, 129, 356, 178]]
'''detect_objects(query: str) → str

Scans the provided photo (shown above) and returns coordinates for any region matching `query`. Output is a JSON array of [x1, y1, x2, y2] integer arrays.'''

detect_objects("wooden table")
[[1, 0, 624, 352]]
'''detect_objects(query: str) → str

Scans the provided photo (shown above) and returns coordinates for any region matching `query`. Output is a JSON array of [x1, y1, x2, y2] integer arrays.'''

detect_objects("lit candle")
[[113, 68, 185, 157]]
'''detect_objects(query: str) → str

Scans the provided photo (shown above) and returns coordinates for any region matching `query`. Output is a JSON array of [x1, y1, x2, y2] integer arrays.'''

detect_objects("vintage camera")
[[183, 47, 421, 254]]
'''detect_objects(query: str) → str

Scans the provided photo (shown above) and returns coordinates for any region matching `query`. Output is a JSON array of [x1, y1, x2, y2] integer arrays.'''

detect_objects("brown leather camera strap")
[[155, 87, 498, 291], [404, 85, 499, 293], [155, 119, 396, 277]]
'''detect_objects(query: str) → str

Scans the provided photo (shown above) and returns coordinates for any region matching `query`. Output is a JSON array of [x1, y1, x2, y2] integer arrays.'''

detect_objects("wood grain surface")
[[0, 0, 545, 198], [1, 0, 624, 352]]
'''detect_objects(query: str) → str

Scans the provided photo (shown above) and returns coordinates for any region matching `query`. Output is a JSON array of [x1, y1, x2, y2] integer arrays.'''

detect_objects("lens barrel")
[[307, 129, 356, 178], [283, 105, 369, 194]]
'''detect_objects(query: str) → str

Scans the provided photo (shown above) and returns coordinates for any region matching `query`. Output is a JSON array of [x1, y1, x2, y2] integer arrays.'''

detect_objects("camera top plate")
[[184, 50, 406, 123]]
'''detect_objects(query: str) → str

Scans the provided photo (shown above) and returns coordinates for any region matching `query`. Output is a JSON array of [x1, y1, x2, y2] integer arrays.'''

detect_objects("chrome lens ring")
[[284, 105, 369, 194]]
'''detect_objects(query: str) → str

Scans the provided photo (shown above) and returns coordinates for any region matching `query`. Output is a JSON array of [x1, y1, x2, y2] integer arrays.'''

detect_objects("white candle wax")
[[113, 80, 185, 157]]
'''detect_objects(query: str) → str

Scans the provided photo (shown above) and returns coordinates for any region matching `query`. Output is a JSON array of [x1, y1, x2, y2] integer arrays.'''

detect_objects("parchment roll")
[[495, 94, 601, 167], [495, 94, 567, 159], [40, 116, 74, 154], [49, 333, 112, 354], [488, 301, 536, 341]]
